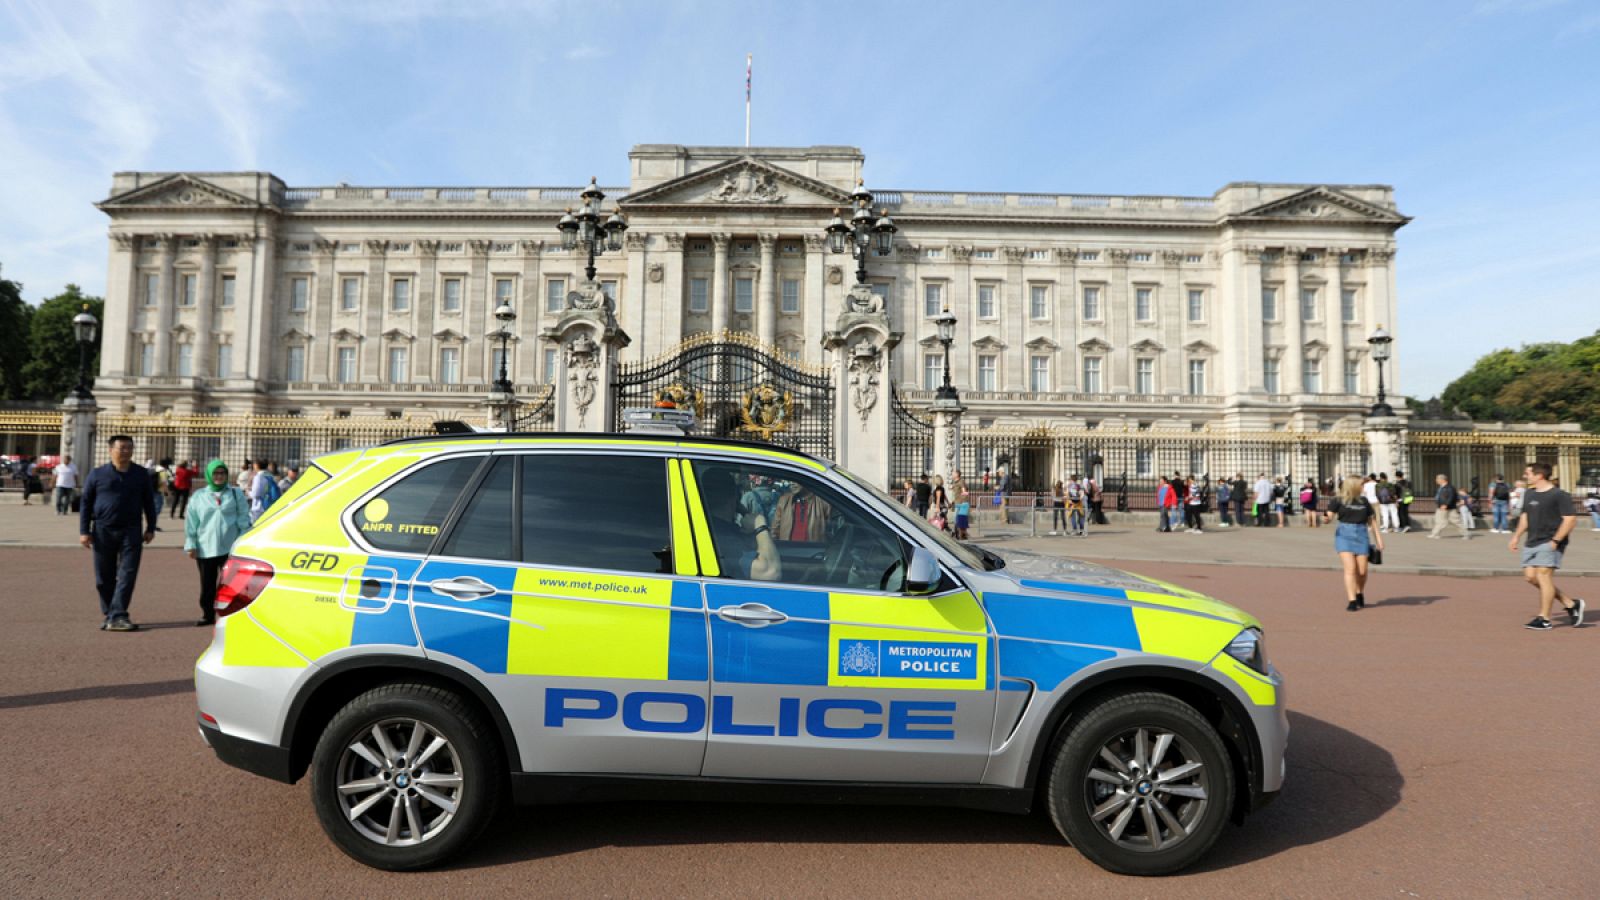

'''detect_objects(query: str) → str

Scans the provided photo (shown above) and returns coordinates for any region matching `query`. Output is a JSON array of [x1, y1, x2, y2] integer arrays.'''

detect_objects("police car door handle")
[[428, 576, 498, 600], [717, 603, 788, 627]]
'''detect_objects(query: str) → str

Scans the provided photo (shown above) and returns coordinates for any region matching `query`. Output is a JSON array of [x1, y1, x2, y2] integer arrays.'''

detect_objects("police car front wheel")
[[1045, 691, 1234, 876], [310, 683, 504, 870]]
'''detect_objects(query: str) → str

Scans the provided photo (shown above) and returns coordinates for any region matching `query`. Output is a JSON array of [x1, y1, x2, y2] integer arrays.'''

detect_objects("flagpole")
[[745, 53, 752, 147]]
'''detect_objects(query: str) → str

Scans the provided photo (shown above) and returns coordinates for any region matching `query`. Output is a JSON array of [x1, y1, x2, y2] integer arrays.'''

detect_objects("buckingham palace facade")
[[94, 143, 1407, 433]]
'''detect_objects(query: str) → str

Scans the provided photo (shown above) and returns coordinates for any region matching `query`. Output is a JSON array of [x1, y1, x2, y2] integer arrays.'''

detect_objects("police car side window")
[[521, 454, 673, 574], [440, 456, 515, 561], [354, 455, 484, 555]]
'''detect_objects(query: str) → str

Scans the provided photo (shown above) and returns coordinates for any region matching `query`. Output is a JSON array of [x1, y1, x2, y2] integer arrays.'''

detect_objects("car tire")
[[310, 683, 503, 870], [1045, 691, 1234, 876]]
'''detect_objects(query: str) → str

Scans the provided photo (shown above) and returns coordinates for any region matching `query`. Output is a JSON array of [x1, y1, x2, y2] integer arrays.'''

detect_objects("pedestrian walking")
[[953, 472, 972, 540], [913, 473, 932, 520], [901, 479, 916, 508], [929, 476, 950, 532], [1231, 473, 1248, 527], [247, 458, 284, 523], [1458, 487, 1477, 531], [1272, 477, 1288, 527], [51, 455, 80, 516], [1428, 474, 1470, 539], [1394, 470, 1415, 531], [1376, 474, 1400, 533], [1066, 475, 1087, 536], [1087, 476, 1106, 526], [1585, 491, 1600, 531], [1508, 462, 1585, 631], [21, 457, 43, 505], [1217, 478, 1233, 527], [1156, 479, 1174, 532], [1300, 478, 1320, 528], [1183, 476, 1205, 533], [1487, 474, 1512, 533], [1325, 475, 1383, 612], [77, 435, 157, 631], [151, 458, 172, 526], [1509, 478, 1527, 523], [184, 460, 252, 627], [171, 460, 193, 520]]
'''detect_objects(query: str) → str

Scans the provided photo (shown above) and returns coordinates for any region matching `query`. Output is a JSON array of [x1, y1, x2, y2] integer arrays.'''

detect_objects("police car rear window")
[[521, 454, 672, 574], [354, 455, 483, 554]]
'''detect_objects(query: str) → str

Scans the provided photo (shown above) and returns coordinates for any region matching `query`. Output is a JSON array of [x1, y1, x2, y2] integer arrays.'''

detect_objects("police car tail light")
[[215, 557, 274, 617]]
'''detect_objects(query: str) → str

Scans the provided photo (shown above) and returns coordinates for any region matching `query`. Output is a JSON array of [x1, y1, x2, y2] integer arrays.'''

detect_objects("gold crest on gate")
[[740, 384, 793, 438], [653, 383, 704, 419]]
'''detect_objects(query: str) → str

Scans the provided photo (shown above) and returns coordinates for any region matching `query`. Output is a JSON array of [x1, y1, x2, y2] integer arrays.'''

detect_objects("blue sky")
[[2, 0, 1596, 397]]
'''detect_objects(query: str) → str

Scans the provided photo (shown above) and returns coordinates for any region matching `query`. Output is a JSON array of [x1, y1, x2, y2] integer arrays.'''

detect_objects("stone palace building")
[[95, 143, 1407, 435]]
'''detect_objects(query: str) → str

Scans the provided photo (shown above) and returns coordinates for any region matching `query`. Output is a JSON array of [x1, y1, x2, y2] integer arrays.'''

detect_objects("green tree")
[[22, 285, 104, 401], [1431, 329, 1600, 432], [0, 272, 32, 401]]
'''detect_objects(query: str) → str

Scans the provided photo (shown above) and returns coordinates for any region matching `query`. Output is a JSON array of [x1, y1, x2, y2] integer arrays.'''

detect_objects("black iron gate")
[[612, 335, 835, 458], [890, 387, 934, 484]]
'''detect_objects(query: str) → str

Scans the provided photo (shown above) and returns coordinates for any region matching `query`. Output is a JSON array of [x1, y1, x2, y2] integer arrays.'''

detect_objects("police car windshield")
[[836, 467, 988, 571]]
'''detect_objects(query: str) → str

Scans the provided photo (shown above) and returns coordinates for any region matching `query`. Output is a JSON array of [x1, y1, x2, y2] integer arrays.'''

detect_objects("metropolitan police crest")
[[839, 640, 879, 676]]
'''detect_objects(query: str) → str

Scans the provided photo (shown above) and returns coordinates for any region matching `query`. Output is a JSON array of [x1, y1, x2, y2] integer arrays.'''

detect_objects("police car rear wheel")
[[1045, 691, 1234, 876], [310, 683, 503, 870]]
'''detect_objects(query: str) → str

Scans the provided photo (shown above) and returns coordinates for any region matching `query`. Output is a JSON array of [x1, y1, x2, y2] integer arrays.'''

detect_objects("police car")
[[195, 433, 1286, 875]]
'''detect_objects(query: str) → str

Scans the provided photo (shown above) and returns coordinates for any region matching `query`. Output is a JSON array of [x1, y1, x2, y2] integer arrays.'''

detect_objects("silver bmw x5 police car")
[[195, 433, 1286, 875]]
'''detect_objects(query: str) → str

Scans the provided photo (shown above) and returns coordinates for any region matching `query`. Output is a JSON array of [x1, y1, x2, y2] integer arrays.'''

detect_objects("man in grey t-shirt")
[[1508, 461, 1584, 630]]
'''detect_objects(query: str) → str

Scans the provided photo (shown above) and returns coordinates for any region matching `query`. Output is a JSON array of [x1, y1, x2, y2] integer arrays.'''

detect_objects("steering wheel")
[[820, 522, 857, 584]]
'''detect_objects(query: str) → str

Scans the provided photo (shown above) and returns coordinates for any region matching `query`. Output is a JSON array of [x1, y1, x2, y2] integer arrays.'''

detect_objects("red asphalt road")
[[2, 547, 1597, 898]]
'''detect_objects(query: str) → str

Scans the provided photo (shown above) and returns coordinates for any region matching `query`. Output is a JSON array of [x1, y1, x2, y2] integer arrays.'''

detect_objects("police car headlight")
[[1224, 628, 1268, 675]]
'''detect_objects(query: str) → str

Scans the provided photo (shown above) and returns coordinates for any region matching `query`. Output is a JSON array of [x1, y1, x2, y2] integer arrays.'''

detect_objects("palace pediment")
[[620, 157, 852, 208], [98, 174, 262, 210], [1235, 187, 1407, 223]]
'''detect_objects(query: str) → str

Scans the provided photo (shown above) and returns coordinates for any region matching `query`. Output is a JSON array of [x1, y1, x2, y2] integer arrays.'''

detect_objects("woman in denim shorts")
[[1324, 475, 1384, 611]]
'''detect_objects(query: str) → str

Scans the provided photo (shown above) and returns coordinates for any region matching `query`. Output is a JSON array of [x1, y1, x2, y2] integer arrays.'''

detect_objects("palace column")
[[153, 234, 177, 375], [516, 240, 543, 382], [312, 240, 338, 381], [710, 233, 730, 335], [1367, 247, 1398, 397], [194, 234, 218, 378], [466, 240, 491, 382], [801, 235, 826, 364], [625, 231, 651, 355], [661, 234, 687, 351], [416, 240, 440, 380], [757, 233, 778, 348], [1324, 248, 1347, 396], [1107, 249, 1130, 393], [362, 239, 387, 383], [103, 233, 140, 377], [1282, 248, 1305, 396]]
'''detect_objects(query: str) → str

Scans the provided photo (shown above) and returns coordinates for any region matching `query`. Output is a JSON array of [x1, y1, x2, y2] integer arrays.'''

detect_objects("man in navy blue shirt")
[[78, 435, 157, 631]]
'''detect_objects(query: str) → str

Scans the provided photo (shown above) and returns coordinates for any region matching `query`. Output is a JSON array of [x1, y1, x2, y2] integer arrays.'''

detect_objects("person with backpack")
[[1375, 473, 1400, 533], [1394, 470, 1416, 532], [1488, 474, 1512, 533], [247, 458, 282, 523], [1065, 474, 1087, 536], [1217, 478, 1233, 527], [1300, 479, 1320, 527], [1428, 474, 1469, 539]]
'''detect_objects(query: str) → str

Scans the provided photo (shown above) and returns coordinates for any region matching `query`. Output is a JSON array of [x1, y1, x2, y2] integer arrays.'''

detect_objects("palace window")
[[216, 344, 232, 379], [923, 353, 944, 391], [286, 346, 305, 382], [441, 242, 464, 254], [546, 278, 565, 313], [1135, 287, 1153, 322], [924, 282, 943, 318], [388, 347, 408, 383], [1187, 289, 1204, 322], [1135, 358, 1154, 394], [977, 354, 997, 391], [1028, 249, 1050, 261], [442, 278, 462, 312], [177, 343, 193, 376], [341, 277, 360, 311], [924, 247, 944, 259], [977, 284, 997, 319], [144, 274, 158, 307], [1264, 356, 1280, 393], [1300, 288, 1317, 321], [1132, 252, 1152, 262], [781, 279, 800, 314], [1082, 356, 1103, 393], [1185, 254, 1203, 263], [688, 278, 709, 313], [1261, 287, 1277, 321], [180, 273, 196, 307], [290, 277, 309, 312], [1188, 359, 1207, 395], [339, 242, 359, 254], [1135, 448, 1153, 477], [337, 347, 357, 383], [439, 347, 460, 384], [1344, 358, 1360, 394], [391, 278, 411, 312], [220, 275, 235, 308], [1079, 251, 1099, 262], [1341, 288, 1358, 322], [974, 249, 995, 260], [734, 277, 754, 313], [1082, 286, 1101, 320], [490, 346, 508, 381], [493, 278, 514, 306], [1030, 284, 1049, 320], [1030, 356, 1050, 393], [1303, 356, 1321, 393], [543, 347, 558, 384], [139, 344, 154, 376]]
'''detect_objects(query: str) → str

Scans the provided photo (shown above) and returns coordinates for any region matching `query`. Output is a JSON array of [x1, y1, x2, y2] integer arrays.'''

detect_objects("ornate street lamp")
[[557, 177, 628, 283], [1367, 325, 1394, 417], [71, 304, 99, 401], [824, 179, 897, 286], [934, 307, 958, 402], [488, 300, 517, 431]]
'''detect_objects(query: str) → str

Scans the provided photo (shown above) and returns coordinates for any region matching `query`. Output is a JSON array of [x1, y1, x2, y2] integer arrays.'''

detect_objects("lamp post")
[[1367, 325, 1394, 417], [488, 300, 516, 432], [557, 177, 628, 283], [824, 179, 897, 286], [71, 304, 99, 401], [934, 307, 958, 402]]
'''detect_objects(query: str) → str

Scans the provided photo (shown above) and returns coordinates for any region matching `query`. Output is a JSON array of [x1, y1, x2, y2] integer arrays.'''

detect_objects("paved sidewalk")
[[6, 490, 1597, 578]]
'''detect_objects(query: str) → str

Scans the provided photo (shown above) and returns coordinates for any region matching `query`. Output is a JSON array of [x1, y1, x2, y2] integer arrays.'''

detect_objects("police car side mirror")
[[904, 547, 940, 595]]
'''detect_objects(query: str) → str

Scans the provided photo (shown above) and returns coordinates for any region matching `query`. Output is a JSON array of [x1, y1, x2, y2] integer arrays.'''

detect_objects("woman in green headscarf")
[[183, 459, 252, 626]]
